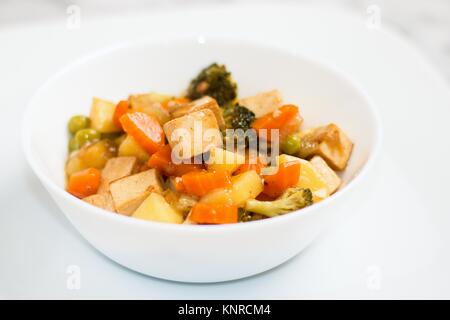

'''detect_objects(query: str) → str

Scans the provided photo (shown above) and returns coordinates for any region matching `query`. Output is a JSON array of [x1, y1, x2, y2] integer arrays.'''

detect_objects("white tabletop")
[[2, 0, 450, 81], [1, 3, 450, 299]]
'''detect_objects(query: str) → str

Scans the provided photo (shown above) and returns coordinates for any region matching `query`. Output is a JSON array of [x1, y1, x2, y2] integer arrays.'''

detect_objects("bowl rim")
[[22, 36, 382, 233]]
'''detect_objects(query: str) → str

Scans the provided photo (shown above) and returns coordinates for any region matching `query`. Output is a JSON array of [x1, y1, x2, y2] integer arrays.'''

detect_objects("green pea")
[[74, 128, 101, 148], [281, 134, 301, 155], [68, 115, 90, 134], [68, 137, 79, 152]]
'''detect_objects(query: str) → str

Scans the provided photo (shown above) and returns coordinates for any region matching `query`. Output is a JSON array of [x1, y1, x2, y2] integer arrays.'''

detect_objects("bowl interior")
[[24, 38, 378, 198]]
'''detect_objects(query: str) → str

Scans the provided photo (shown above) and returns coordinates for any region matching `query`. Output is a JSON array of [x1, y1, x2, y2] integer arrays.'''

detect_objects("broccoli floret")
[[187, 63, 237, 106], [223, 104, 255, 130], [238, 208, 253, 222], [238, 208, 266, 222], [245, 187, 313, 217], [231, 105, 255, 130]]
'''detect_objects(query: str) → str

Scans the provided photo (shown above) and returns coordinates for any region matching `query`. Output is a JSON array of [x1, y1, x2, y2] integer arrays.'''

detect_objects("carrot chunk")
[[252, 104, 299, 141], [120, 112, 165, 154], [169, 176, 186, 193], [181, 170, 232, 197], [190, 203, 238, 224], [148, 145, 202, 176], [68, 168, 101, 199], [261, 161, 300, 198], [112, 100, 130, 129]]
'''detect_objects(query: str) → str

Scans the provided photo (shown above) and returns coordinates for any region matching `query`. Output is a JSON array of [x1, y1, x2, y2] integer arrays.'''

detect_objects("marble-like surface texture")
[[1, 0, 449, 80]]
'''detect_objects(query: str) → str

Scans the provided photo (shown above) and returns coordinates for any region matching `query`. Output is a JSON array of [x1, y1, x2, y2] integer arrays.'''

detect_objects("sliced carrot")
[[181, 170, 232, 197], [170, 176, 186, 193], [112, 100, 130, 129], [279, 115, 302, 142], [120, 112, 165, 154], [235, 156, 267, 175], [190, 203, 238, 224], [68, 168, 101, 199], [148, 145, 203, 176], [262, 161, 300, 198], [252, 104, 299, 141]]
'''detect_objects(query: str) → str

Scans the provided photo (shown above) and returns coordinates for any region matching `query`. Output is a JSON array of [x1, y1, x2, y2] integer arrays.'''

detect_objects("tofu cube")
[[83, 193, 116, 212], [310, 156, 341, 194], [129, 93, 171, 125], [97, 156, 138, 194], [238, 89, 282, 118], [109, 169, 164, 215], [170, 96, 226, 130], [163, 109, 223, 160], [315, 124, 353, 171]]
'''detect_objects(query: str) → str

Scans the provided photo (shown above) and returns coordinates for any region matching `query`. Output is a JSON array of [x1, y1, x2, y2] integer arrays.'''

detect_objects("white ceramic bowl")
[[23, 38, 381, 283]]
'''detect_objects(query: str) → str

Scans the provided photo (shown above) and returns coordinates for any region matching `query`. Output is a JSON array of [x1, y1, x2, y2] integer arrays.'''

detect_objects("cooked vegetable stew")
[[65, 63, 353, 224]]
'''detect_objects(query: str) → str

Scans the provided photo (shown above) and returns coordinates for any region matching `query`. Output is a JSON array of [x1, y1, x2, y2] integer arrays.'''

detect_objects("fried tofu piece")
[[238, 89, 283, 118], [129, 93, 171, 125], [109, 169, 164, 215], [163, 109, 223, 159], [170, 96, 226, 130], [83, 193, 116, 212], [310, 156, 341, 194], [97, 156, 138, 194], [299, 124, 353, 171], [315, 124, 353, 171]]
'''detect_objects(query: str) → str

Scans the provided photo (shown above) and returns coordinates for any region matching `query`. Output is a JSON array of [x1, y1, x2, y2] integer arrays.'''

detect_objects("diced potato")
[[200, 170, 263, 206], [118, 134, 150, 163], [90, 97, 121, 133], [109, 169, 163, 215], [171, 96, 226, 130], [65, 155, 85, 177], [65, 140, 116, 176], [78, 140, 117, 169], [83, 193, 115, 212], [310, 156, 341, 194], [206, 147, 245, 173], [200, 189, 233, 205], [277, 154, 329, 202], [132, 193, 184, 224], [129, 93, 172, 125], [97, 156, 138, 194], [230, 171, 264, 206], [238, 89, 282, 118], [163, 109, 223, 159]]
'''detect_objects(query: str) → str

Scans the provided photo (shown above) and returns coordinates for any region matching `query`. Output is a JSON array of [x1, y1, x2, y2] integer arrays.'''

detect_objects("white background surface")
[[1, 3, 450, 299], [2, 0, 450, 80]]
